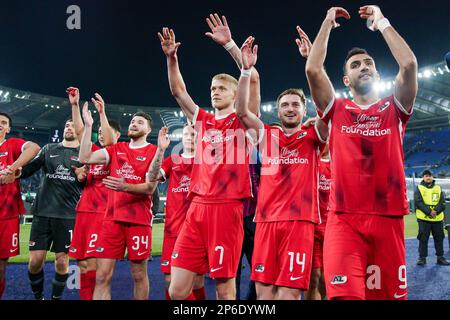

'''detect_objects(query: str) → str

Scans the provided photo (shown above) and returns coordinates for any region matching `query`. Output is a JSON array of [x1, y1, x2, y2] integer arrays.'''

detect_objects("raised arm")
[[305, 7, 350, 112], [78, 103, 108, 164], [235, 37, 264, 143], [102, 127, 170, 195], [359, 5, 417, 112], [91, 93, 115, 146], [67, 87, 84, 138], [205, 14, 261, 116], [158, 27, 197, 121]]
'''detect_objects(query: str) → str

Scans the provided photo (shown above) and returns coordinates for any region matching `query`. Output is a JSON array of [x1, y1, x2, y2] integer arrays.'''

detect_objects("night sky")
[[0, 0, 448, 109]]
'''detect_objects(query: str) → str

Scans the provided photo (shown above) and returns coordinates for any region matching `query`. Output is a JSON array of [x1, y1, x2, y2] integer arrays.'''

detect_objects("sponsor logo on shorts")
[[210, 267, 223, 273], [50, 154, 60, 158], [70, 156, 79, 161], [69, 248, 77, 253], [331, 275, 347, 285], [137, 252, 147, 256], [290, 275, 303, 281], [9, 248, 18, 253], [0, 152, 8, 157], [28, 241, 36, 247], [254, 264, 265, 273], [136, 156, 146, 161], [394, 292, 407, 299], [86, 249, 96, 254], [65, 245, 71, 249], [296, 132, 307, 140], [161, 260, 170, 266], [171, 252, 178, 259], [96, 247, 104, 253]]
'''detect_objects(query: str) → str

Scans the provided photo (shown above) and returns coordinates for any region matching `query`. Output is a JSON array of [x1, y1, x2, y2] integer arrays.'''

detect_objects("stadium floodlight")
[[418, 72, 423, 78], [56, 106, 60, 109], [438, 67, 444, 75], [0, 91, 2, 96], [423, 69, 432, 78], [123, 113, 126, 116], [267, 104, 272, 112], [386, 81, 392, 90], [174, 111, 178, 117], [343, 92, 348, 98], [45, 104, 48, 107], [3, 91, 9, 98], [348, 91, 353, 98], [335, 92, 341, 98]]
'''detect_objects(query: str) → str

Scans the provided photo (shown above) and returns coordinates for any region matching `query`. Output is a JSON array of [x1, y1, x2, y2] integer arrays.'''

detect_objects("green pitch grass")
[[9, 214, 446, 264], [9, 223, 165, 264]]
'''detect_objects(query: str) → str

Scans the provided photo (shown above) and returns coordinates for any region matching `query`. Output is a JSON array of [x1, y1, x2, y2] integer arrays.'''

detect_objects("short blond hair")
[[212, 73, 238, 91], [276, 88, 306, 107]]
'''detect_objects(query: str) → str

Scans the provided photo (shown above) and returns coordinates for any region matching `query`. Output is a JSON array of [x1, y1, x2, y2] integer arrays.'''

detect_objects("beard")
[[351, 75, 375, 95], [281, 118, 301, 129], [64, 134, 76, 141], [128, 130, 145, 139]]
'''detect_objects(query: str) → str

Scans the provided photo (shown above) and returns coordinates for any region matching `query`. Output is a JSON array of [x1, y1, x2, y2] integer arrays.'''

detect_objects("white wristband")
[[241, 69, 252, 78], [376, 18, 391, 33], [223, 40, 236, 51]]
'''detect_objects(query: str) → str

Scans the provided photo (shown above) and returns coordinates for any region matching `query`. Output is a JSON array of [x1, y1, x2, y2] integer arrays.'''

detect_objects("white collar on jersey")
[[129, 141, 150, 149], [352, 99, 381, 110], [181, 153, 195, 159], [215, 112, 233, 120]]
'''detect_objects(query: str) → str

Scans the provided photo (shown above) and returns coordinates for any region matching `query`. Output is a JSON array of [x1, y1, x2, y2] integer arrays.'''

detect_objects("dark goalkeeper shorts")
[[29, 216, 75, 253]]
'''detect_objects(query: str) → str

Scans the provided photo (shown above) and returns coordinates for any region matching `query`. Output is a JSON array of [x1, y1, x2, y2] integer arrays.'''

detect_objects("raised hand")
[[302, 117, 317, 128], [158, 127, 170, 150], [66, 86, 80, 106], [359, 5, 385, 31], [240, 36, 258, 70], [158, 27, 181, 58], [205, 13, 232, 46], [295, 26, 312, 58], [81, 102, 94, 127], [91, 93, 105, 114], [325, 7, 351, 29]]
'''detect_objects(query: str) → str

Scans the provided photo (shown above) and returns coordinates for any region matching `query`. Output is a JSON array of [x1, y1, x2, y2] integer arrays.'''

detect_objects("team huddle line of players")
[[0, 5, 417, 300]]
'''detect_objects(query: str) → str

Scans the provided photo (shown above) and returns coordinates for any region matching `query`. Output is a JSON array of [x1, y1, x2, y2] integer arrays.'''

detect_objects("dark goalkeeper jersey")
[[21, 143, 84, 219]]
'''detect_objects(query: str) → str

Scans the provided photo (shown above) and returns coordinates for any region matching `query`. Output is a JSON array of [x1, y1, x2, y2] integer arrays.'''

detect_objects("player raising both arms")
[[158, 14, 260, 299], [305, 5, 417, 300], [235, 37, 328, 300], [66, 88, 120, 300]]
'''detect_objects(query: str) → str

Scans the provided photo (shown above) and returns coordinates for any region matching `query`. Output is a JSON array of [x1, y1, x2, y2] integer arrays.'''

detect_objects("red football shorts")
[[323, 211, 407, 300], [68, 212, 104, 260], [312, 218, 326, 270], [95, 219, 152, 261], [0, 217, 20, 259], [171, 199, 244, 279], [160, 235, 177, 274], [251, 220, 315, 290]]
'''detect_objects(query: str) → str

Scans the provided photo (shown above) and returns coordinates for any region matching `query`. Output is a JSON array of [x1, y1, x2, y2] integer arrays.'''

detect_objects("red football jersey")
[[318, 158, 331, 224], [255, 125, 325, 223], [188, 108, 251, 201], [160, 153, 193, 237], [76, 144, 110, 214], [102, 142, 156, 226], [0, 138, 28, 220], [320, 95, 411, 216]]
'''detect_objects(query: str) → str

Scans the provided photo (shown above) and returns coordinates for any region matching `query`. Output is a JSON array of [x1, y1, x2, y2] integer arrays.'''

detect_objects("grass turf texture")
[[9, 214, 447, 264]]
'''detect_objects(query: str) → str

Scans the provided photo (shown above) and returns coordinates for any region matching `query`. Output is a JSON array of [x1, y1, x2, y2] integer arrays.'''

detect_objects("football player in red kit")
[[305, 5, 417, 299], [0, 112, 40, 299], [79, 106, 170, 300], [235, 37, 328, 300]]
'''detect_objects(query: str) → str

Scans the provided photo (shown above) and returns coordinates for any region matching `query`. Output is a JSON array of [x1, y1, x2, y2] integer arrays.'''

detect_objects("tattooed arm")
[[102, 128, 170, 195]]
